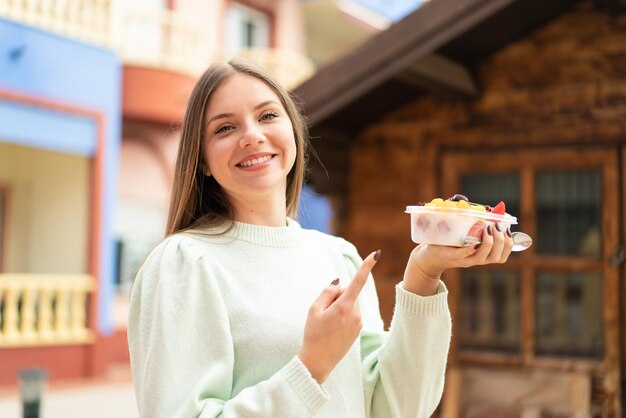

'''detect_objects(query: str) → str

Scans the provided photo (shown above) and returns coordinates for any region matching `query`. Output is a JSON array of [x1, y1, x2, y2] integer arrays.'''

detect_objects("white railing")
[[0, 0, 114, 47], [115, 8, 208, 77], [0, 274, 96, 347], [0, 0, 207, 76], [0, 0, 316, 87]]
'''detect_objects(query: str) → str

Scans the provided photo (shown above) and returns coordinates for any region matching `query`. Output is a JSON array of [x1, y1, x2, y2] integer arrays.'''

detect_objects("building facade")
[[0, 17, 121, 384], [297, 0, 625, 416], [0, 0, 313, 385]]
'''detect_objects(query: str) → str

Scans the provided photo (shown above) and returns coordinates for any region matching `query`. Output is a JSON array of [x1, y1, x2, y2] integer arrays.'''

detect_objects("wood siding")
[[343, 2, 625, 416], [347, 0, 626, 320]]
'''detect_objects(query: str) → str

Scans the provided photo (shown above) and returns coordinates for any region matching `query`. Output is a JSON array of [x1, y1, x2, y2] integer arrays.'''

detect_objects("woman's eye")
[[260, 111, 279, 121], [215, 125, 234, 134]]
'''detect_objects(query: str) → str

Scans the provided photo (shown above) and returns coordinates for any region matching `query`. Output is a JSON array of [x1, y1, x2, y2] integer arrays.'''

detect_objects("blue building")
[[0, 18, 121, 383]]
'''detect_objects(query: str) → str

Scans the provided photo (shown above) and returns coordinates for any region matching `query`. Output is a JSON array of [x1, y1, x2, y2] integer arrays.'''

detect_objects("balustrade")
[[116, 8, 207, 76], [0, 0, 113, 46], [0, 0, 316, 84], [0, 274, 96, 347]]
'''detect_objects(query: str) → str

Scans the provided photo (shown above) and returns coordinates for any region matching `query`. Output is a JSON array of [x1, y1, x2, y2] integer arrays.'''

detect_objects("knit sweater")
[[128, 219, 452, 418]]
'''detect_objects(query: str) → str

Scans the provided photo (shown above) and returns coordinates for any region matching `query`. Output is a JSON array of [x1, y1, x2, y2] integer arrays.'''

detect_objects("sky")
[[349, 0, 425, 22]]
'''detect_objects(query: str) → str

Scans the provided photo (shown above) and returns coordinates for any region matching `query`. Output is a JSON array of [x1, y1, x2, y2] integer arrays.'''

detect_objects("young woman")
[[127, 60, 513, 418]]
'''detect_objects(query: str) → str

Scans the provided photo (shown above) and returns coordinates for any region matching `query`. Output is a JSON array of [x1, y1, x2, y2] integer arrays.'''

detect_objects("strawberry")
[[466, 221, 484, 240], [491, 201, 506, 215]]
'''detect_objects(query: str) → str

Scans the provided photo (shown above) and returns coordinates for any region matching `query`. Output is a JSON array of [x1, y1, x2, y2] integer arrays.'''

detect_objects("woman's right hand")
[[298, 250, 380, 384]]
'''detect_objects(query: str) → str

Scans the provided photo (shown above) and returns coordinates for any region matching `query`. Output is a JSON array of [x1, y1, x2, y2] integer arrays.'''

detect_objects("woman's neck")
[[230, 194, 288, 227]]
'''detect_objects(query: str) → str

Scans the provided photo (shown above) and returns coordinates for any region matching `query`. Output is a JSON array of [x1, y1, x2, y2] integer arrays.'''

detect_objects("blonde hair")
[[166, 60, 310, 236]]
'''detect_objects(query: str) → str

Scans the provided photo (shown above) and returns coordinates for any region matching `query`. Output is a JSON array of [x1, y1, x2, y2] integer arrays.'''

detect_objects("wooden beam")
[[295, 0, 516, 126], [396, 53, 479, 98]]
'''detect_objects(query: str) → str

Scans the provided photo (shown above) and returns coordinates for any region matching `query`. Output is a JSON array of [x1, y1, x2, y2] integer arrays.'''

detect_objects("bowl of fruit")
[[405, 194, 522, 248]]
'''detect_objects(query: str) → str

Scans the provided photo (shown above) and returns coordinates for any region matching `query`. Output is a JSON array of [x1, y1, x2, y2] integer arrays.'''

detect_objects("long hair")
[[165, 60, 310, 236]]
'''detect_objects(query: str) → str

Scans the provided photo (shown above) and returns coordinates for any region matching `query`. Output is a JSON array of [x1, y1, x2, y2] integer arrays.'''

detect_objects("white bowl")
[[405, 205, 518, 247]]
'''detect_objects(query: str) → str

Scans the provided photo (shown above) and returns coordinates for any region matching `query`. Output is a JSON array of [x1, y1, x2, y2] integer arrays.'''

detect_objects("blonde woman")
[[128, 60, 513, 418]]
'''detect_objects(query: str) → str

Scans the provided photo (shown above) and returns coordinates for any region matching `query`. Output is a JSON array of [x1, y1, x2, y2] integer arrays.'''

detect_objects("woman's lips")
[[236, 153, 276, 169]]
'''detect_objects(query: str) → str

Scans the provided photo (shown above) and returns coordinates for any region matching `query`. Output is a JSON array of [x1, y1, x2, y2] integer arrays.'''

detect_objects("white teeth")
[[240, 155, 272, 167]]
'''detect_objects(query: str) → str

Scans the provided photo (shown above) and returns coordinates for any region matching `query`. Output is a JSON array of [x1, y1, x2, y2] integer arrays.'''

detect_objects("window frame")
[[442, 147, 619, 373], [223, 1, 274, 56]]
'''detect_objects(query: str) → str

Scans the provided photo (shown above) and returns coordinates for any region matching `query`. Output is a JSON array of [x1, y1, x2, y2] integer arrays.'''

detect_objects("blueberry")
[[448, 194, 469, 202]]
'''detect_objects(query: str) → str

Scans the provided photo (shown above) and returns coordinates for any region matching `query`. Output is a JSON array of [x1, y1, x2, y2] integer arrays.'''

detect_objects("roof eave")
[[295, 0, 515, 127]]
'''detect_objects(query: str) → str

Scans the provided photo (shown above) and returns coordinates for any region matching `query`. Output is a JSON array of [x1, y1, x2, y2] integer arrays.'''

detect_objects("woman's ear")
[[201, 162, 212, 177]]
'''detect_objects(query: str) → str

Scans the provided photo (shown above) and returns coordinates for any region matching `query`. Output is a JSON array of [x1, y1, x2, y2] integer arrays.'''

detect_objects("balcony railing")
[[0, 274, 96, 347], [0, 0, 316, 86], [115, 8, 208, 77], [0, 0, 114, 46]]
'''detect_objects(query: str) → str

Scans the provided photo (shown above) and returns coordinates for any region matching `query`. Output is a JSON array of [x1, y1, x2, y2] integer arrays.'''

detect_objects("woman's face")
[[203, 73, 297, 207]]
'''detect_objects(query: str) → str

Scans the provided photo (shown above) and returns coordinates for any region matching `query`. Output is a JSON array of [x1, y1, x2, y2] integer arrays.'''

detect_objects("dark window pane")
[[460, 270, 520, 353], [461, 173, 521, 229], [244, 21, 255, 47], [536, 271, 603, 358], [536, 171, 601, 256]]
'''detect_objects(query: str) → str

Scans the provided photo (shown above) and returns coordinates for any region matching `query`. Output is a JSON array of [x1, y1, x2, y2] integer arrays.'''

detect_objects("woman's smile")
[[236, 153, 277, 170]]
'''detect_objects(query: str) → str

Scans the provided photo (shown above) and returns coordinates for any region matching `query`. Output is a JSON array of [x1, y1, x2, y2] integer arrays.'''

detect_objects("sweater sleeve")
[[127, 236, 329, 418], [337, 238, 452, 418]]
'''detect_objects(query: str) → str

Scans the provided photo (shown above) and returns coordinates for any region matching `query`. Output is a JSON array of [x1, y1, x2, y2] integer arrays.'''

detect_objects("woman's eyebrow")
[[205, 100, 281, 128], [254, 100, 280, 110], [206, 112, 233, 128]]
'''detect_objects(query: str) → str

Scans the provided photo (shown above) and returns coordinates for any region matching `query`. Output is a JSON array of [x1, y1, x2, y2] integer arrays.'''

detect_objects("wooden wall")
[[344, 1, 626, 327]]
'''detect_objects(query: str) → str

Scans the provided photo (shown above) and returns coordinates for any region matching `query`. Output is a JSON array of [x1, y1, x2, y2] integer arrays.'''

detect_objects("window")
[[442, 148, 617, 366], [458, 173, 521, 353], [535, 271, 603, 358], [224, 3, 270, 55], [460, 269, 520, 353], [114, 198, 167, 293], [536, 171, 601, 256]]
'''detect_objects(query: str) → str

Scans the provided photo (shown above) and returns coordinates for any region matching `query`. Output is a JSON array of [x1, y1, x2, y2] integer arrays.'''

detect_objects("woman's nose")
[[239, 125, 266, 148]]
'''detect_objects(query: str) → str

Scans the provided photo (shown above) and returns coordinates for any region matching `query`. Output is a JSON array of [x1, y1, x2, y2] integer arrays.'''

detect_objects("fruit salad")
[[405, 194, 517, 247]]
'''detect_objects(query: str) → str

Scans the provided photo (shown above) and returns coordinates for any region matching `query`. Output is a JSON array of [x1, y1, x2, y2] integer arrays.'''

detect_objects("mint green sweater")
[[128, 220, 451, 418]]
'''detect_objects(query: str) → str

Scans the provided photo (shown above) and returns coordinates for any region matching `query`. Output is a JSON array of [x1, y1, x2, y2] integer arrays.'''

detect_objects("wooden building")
[[295, 0, 626, 416]]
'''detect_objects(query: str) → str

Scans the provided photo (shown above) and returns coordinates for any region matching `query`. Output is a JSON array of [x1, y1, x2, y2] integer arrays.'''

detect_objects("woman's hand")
[[298, 250, 380, 384], [403, 222, 513, 296]]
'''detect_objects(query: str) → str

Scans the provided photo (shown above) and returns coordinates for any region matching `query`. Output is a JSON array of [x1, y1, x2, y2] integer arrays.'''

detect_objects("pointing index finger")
[[338, 250, 381, 304]]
